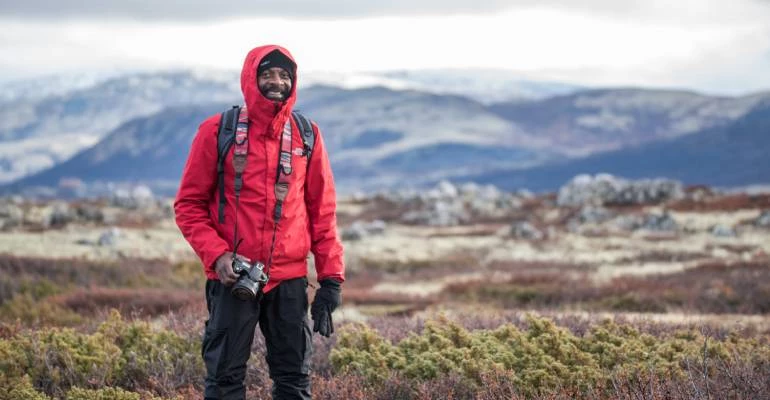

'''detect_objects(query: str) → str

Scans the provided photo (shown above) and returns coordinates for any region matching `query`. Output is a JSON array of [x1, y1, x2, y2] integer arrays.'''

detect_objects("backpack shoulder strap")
[[216, 105, 240, 224], [291, 111, 316, 162]]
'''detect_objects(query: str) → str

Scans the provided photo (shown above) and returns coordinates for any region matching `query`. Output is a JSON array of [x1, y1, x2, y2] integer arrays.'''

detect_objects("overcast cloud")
[[0, 0, 766, 21], [3, 0, 518, 20], [1, 0, 769, 95]]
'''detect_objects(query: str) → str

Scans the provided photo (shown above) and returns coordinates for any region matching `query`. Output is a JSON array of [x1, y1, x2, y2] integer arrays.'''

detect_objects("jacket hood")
[[240, 45, 298, 137]]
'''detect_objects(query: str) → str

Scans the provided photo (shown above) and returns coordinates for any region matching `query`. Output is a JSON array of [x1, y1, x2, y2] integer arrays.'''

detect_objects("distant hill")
[[468, 100, 770, 192], [0, 71, 239, 184], [0, 69, 576, 185], [490, 88, 769, 156], [5, 86, 550, 195], [4, 105, 220, 193], [3, 69, 770, 197]]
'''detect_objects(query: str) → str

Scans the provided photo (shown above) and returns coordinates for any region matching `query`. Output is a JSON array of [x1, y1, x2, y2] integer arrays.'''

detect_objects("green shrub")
[[98, 310, 203, 392], [4, 376, 51, 400], [0, 293, 83, 326], [65, 387, 141, 400], [0, 309, 202, 398], [65, 386, 176, 400], [331, 314, 770, 397], [3, 320, 123, 395]]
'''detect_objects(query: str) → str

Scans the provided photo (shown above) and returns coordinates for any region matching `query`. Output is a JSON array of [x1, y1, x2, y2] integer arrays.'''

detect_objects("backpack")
[[215, 105, 317, 224]]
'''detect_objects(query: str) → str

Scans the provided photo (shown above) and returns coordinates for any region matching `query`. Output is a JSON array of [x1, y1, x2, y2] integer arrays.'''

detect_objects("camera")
[[231, 258, 269, 301]]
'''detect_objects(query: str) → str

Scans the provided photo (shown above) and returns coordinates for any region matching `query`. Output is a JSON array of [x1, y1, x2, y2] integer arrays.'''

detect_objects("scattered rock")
[[341, 220, 387, 241], [557, 174, 684, 207], [111, 185, 156, 209], [160, 202, 175, 219], [510, 221, 543, 240], [685, 185, 715, 202], [613, 211, 678, 232], [575, 205, 615, 224], [366, 220, 387, 235], [0, 202, 23, 230], [75, 204, 105, 223], [641, 212, 678, 232], [755, 210, 770, 228], [435, 180, 459, 199], [98, 227, 122, 246], [49, 202, 75, 226], [341, 224, 367, 241], [402, 199, 469, 227], [376, 181, 523, 223], [22, 202, 75, 228], [515, 189, 535, 199], [711, 224, 737, 237]]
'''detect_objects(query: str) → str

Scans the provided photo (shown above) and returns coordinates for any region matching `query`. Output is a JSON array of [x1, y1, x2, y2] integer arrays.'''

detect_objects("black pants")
[[202, 277, 312, 400]]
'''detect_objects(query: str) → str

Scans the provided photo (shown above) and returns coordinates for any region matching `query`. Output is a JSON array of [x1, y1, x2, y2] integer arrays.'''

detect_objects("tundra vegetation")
[[0, 179, 768, 399]]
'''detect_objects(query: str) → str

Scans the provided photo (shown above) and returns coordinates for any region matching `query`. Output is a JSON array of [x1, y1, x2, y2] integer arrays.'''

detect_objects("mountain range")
[[469, 99, 770, 192], [0, 69, 578, 186], [0, 71, 240, 184], [1, 69, 769, 196]]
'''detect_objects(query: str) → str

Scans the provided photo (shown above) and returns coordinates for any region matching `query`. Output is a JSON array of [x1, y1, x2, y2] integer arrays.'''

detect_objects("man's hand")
[[311, 279, 341, 337], [214, 252, 250, 286]]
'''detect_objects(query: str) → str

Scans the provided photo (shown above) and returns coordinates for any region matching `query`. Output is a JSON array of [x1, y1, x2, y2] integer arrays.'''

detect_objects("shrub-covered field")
[[444, 260, 770, 314], [1, 251, 770, 399], [1, 309, 768, 399], [1, 189, 769, 399]]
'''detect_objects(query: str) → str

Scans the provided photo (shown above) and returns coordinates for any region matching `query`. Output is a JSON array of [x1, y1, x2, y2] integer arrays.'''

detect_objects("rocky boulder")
[[111, 185, 156, 209], [510, 221, 544, 240], [755, 210, 770, 228], [574, 205, 615, 224], [98, 227, 122, 246], [613, 211, 678, 232], [401, 199, 469, 227], [557, 174, 684, 207], [711, 224, 737, 237], [342, 220, 387, 241], [0, 202, 23, 230]]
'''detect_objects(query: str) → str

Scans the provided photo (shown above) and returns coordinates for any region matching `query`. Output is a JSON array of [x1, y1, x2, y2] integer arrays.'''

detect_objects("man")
[[174, 44, 344, 400]]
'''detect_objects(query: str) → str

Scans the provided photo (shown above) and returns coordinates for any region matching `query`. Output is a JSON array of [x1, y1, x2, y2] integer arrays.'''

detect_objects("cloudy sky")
[[1, 0, 769, 95]]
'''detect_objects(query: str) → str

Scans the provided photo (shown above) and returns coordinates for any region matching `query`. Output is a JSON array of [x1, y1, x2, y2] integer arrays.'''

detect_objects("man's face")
[[258, 67, 292, 101]]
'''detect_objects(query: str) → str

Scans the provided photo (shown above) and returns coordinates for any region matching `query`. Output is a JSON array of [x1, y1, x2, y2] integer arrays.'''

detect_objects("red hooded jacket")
[[174, 45, 345, 292]]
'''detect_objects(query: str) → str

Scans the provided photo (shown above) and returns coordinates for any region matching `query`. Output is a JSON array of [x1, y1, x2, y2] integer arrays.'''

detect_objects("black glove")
[[311, 279, 341, 337]]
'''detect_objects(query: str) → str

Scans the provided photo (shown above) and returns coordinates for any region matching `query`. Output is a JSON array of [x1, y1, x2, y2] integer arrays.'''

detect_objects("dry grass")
[[442, 260, 770, 315], [51, 287, 198, 318], [1, 192, 769, 398], [668, 192, 770, 212]]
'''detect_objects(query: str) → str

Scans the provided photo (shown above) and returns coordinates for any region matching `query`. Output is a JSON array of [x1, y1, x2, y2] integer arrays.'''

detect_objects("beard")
[[260, 85, 290, 101]]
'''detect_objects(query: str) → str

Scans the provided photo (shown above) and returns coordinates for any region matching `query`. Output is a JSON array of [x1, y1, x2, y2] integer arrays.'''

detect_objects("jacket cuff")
[[202, 244, 229, 270], [319, 278, 342, 288], [317, 273, 344, 284]]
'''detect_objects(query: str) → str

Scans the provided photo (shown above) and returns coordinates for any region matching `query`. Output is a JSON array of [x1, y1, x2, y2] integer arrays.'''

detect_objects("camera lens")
[[232, 275, 261, 301], [232, 285, 256, 301]]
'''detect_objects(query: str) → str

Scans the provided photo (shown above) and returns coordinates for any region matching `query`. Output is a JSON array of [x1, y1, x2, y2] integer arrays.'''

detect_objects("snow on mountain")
[[469, 99, 770, 192], [3, 68, 768, 194], [295, 86, 555, 190], [0, 70, 240, 184], [0, 68, 577, 185], [490, 88, 770, 156], [0, 71, 120, 104], [301, 68, 581, 103], [299, 86, 548, 162], [7, 84, 556, 195]]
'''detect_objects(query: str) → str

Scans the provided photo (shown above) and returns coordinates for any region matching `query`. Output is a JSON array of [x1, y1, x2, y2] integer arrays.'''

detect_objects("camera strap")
[[226, 110, 297, 278], [266, 118, 294, 274], [231, 106, 249, 256]]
